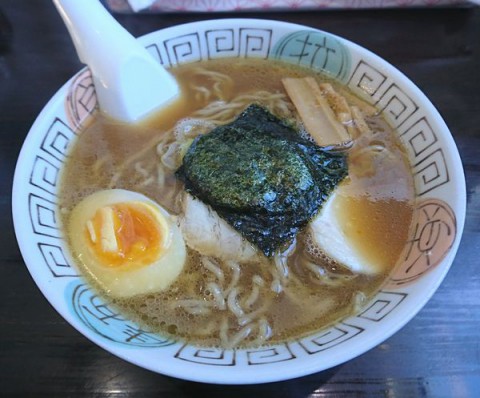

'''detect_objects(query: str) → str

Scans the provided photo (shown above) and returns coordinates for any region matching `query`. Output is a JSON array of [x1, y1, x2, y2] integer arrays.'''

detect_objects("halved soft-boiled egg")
[[309, 186, 413, 275], [68, 189, 186, 298], [309, 190, 379, 275]]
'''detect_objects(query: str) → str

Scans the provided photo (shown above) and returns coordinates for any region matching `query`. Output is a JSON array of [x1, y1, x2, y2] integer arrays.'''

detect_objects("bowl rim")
[[12, 18, 466, 384]]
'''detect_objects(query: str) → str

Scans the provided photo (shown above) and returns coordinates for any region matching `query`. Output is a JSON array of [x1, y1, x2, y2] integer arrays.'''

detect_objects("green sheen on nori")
[[176, 105, 348, 256]]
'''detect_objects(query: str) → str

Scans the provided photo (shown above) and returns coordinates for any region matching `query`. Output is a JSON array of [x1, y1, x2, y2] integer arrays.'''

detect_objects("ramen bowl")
[[12, 19, 465, 384]]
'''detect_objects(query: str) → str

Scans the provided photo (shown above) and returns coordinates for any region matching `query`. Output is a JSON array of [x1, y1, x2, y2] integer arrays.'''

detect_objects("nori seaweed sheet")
[[176, 104, 348, 256]]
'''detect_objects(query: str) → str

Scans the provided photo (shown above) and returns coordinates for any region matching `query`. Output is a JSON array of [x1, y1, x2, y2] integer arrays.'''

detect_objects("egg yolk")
[[84, 202, 168, 269]]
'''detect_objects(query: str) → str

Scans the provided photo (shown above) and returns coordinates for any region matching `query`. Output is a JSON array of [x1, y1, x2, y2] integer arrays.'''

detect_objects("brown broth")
[[59, 58, 415, 348]]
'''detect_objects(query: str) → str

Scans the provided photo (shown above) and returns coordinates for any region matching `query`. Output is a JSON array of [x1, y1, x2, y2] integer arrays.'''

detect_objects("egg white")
[[309, 188, 380, 275], [68, 189, 186, 298]]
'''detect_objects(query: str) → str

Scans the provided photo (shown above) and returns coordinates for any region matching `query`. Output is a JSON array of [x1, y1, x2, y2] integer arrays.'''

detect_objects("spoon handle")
[[53, 0, 179, 123]]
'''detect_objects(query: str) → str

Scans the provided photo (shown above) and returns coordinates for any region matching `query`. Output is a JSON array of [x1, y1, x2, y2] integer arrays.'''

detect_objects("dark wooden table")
[[1, 1, 479, 396]]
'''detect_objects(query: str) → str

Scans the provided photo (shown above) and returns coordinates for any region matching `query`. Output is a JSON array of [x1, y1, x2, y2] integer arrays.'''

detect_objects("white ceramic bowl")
[[12, 19, 466, 384]]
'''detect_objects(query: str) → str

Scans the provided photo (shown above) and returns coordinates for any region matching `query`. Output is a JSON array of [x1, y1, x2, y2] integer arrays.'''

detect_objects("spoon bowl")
[[53, 0, 180, 122]]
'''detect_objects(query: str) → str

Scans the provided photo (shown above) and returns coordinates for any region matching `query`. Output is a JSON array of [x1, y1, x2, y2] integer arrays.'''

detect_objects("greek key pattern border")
[[27, 115, 79, 277], [348, 59, 449, 196], [145, 28, 273, 67]]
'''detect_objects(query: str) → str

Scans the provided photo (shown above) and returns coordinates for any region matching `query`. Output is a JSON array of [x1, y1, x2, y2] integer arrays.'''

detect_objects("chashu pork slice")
[[179, 193, 259, 263]]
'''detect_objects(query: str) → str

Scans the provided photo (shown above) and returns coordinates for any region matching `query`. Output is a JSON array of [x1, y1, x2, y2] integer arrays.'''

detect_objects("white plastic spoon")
[[53, 0, 180, 123]]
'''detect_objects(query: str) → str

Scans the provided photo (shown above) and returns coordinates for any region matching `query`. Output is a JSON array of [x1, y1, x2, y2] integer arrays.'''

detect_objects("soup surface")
[[60, 58, 415, 348]]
